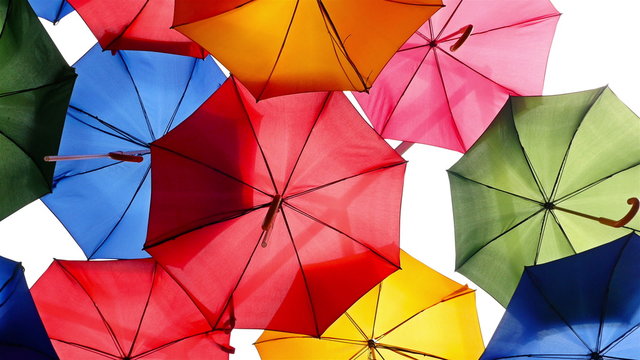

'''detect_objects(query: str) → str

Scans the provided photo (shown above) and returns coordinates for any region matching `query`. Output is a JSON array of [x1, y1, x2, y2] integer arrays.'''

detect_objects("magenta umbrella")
[[354, 0, 560, 153]]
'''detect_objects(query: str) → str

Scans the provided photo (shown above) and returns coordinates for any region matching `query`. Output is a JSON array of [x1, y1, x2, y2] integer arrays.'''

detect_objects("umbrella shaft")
[[44, 150, 150, 162]]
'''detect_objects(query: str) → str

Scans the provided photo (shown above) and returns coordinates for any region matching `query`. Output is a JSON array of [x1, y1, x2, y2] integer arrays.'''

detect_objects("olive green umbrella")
[[0, 0, 76, 220], [448, 86, 640, 307]]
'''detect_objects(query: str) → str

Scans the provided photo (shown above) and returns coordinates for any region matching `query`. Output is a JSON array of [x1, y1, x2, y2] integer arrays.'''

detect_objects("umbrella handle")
[[261, 195, 283, 247], [44, 150, 149, 163], [449, 25, 473, 52], [394, 141, 413, 156], [598, 197, 639, 227]]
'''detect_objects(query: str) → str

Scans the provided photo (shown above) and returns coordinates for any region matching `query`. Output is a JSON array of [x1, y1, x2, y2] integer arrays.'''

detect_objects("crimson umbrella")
[[354, 0, 560, 153], [31, 259, 234, 359], [67, 0, 206, 57], [144, 77, 407, 337]]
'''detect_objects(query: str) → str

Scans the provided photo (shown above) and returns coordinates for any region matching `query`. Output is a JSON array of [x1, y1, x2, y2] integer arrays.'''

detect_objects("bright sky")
[[0, 0, 638, 358]]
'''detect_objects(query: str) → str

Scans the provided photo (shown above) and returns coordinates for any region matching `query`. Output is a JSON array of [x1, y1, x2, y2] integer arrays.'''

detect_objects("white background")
[[1, 0, 639, 358]]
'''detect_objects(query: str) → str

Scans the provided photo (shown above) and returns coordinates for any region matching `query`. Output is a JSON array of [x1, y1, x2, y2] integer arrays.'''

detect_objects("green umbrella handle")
[[449, 25, 473, 52], [44, 150, 149, 163], [554, 197, 640, 228]]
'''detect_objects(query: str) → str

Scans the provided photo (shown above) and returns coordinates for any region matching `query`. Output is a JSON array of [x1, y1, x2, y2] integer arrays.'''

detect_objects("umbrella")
[[65, 0, 206, 57], [354, 0, 560, 153], [481, 232, 640, 359], [255, 250, 484, 360], [28, 0, 73, 23], [41, 44, 225, 259], [0, 256, 58, 359], [0, 0, 76, 221], [144, 76, 407, 336], [31, 258, 234, 359], [448, 86, 640, 306], [172, 0, 443, 99]]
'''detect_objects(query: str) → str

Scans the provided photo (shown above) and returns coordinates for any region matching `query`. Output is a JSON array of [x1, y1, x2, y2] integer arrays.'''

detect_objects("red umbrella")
[[67, 0, 206, 57], [144, 77, 407, 337], [354, 0, 560, 153], [31, 259, 234, 359]]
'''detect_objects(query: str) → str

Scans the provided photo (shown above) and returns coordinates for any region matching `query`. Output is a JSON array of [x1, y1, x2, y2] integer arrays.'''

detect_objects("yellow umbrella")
[[255, 251, 484, 359], [173, 0, 443, 99]]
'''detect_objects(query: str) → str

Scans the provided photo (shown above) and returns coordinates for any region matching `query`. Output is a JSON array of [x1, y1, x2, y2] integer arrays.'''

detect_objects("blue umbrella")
[[42, 44, 226, 259], [0, 256, 57, 359], [28, 0, 73, 23], [482, 232, 640, 359]]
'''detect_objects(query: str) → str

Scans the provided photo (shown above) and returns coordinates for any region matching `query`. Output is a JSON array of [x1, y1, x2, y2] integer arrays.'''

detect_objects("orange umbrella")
[[173, 0, 443, 99]]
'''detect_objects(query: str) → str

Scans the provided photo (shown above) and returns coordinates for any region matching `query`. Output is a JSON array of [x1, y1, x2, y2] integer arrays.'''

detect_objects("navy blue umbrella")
[[482, 232, 640, 359], [28, 0, 72, 23], [0, 256, 57, 359], [42, 44, 226, 259]]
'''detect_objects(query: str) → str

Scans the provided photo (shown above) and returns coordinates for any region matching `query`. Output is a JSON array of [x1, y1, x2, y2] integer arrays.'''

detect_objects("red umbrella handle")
[[261, 195, 283, 247], [449, 25, 473, 52]]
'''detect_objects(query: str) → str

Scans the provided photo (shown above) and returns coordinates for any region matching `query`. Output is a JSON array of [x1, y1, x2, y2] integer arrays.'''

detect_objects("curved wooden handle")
[[108, 152, 144, 163], [599, 197, 640, 228], [450, 25, 473, 52]]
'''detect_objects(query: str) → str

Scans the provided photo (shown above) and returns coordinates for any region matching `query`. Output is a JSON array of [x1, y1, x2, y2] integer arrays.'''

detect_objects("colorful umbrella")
[[448, 87, 640, 306], [144, 77, 407, 336], [0, 256, 58, 359], [482, 232, 640, 359], [354, 0, 560, 153], [42, 44, 225, 259], [172, 0, 443, 99], [31, 258, 234, 359], [28, 0, 73, 23], [255, 251, 484, 360], [66, 0, 206, 57], [0, 0, 76, 221]]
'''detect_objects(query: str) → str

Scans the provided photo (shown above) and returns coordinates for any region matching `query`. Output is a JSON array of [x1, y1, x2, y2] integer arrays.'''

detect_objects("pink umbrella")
[[354, 0, 560, 153]]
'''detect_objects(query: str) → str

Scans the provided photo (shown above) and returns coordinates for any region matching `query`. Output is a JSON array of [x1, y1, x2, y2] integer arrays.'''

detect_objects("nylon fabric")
[[28, 0, 72, 22]]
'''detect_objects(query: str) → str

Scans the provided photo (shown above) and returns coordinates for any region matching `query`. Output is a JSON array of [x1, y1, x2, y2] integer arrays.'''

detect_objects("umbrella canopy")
[[0, 0, 76, 221], [28, 0, 73, 23], [255, 250, 484, 360], [354, 0, 560, 153], [31, 258, 234, 360], [66, 0, 206, 57], [42, 44, 225, 260], [172, 0, 443, 99], [0, 256, 58, 359], [144, 77, 407, 336], [448, 87, 640, 306], [481, 232, 640, 359]]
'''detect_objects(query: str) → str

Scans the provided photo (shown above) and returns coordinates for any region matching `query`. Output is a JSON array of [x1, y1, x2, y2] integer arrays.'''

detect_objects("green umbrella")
[[448, 86, 640, 307], [0, 0, 76, 220]]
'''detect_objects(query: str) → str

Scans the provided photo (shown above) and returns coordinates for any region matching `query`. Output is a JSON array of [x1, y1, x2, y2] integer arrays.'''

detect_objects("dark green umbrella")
[[448, 86, 640, 307], [0, 0, 76, 220]]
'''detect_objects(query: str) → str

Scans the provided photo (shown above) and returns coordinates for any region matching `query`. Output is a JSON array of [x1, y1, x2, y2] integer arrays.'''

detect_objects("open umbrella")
[[255, 250, 484, 360], [42, 44, 225, 260], [28, 0, 73, 23], [66, 0, 206, 57], [31, 258, 234, 359], [144, 77, 407, 336], [0, 0, 76, 221], [448, 87, 640, 306], [172, 0, 443, 99], [481, 232, 640, 359], [354, 0, 560, 153], [0, 256, 58, 359]]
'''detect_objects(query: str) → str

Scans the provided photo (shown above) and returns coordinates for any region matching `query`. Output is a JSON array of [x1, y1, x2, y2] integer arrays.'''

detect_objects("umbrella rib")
[[348, 346, 370, 360], [116, 51, 157, 141], [285, 161, 407, 200], [509, 100, 549, 201], [525, 269, 595, 352], [434, 0, 466, 40], [162, 58, 199, 136], [52, 157, 139, 183], [432, 49, 467, 150], [0, 73, 76, 99], [126, 261, 158, 358], [456, 209, 544, 267], [102, 0, 150, 51], [0, 128, 51, 189], [374, 346, 388, 360], [87, 164, 151, 259], [377, 45, 435, 137], [56, 261, 127, 358], [68, 105, 150, 147], [50, 338, 120, 359], [0, 264, 22, 308], [344, 312, 370, 341], [379, 343, 448, 360], [492, 355, 593, 360], [282, 203, 401, 271], [371, 283, 383, 338], [280, 208, 322, 337], [53, 0, 67, 23], [554, 162, 640, 205], [256, 0, 300, 100], [0, 341, 58, 360], [596, 233, 635, 351], [150, 143, 270, 196], [231, 78, 279, 194], [447, 171, 542, 204], [281, 92, 332, 195], [532, 210, 550, 265], [130, 330, 224, 359], [602, 320, 640, 355], [547, 210, 578, 255], [548, 87, 607, 201]]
